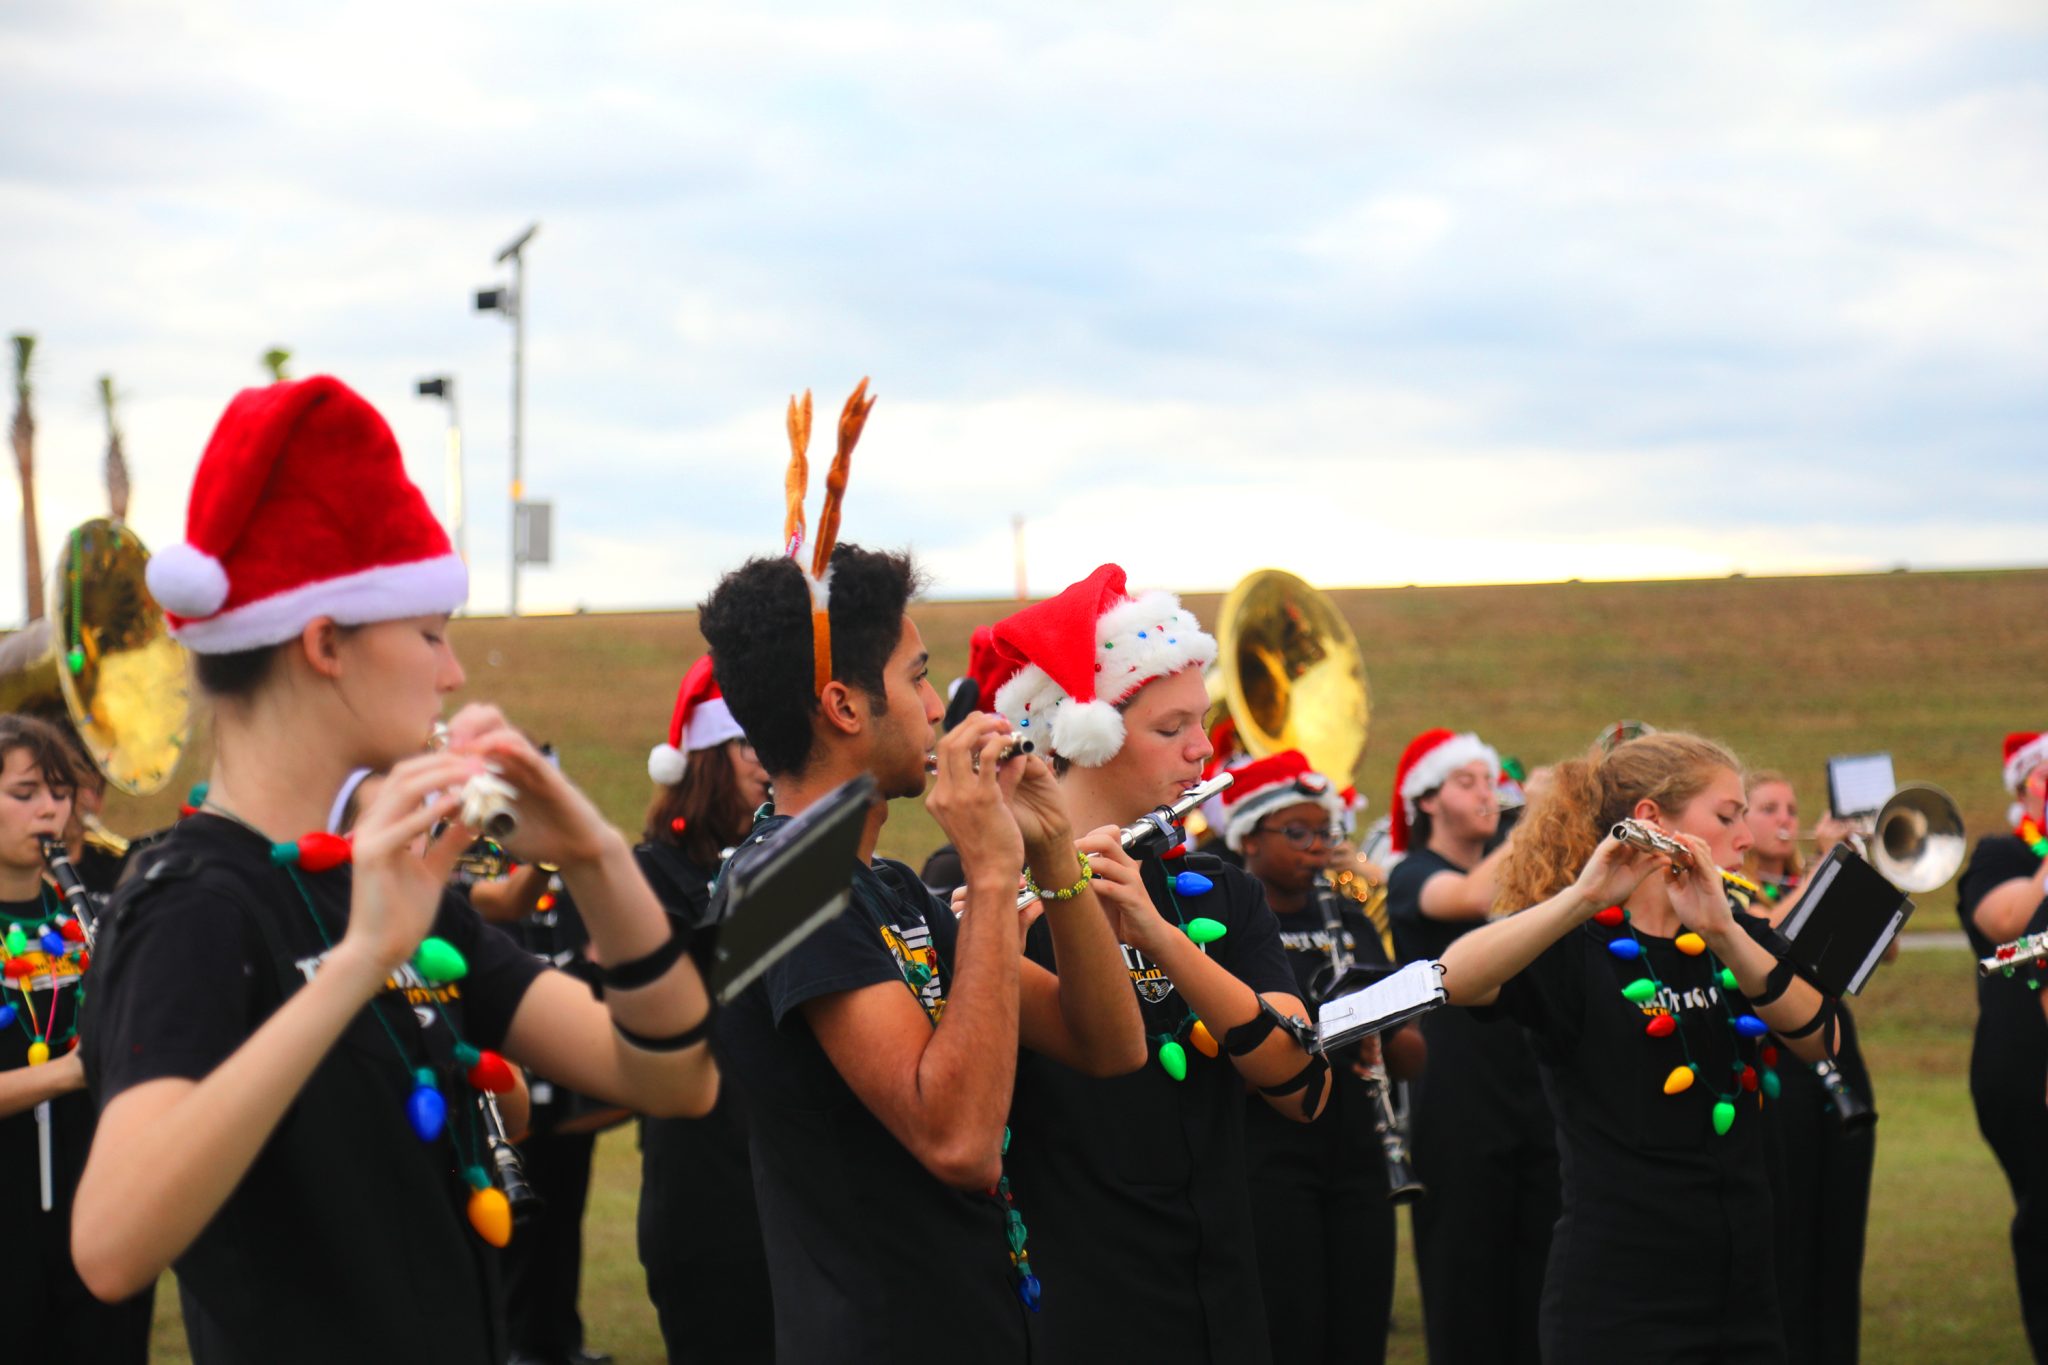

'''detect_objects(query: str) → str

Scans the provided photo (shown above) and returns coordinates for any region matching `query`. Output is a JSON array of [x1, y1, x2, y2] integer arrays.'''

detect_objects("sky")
[[2, 0, 2044, 618]]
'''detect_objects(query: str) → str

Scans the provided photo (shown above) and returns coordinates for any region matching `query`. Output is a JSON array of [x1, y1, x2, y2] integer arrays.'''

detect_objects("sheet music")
[[1316, 960, 1447, 1048]]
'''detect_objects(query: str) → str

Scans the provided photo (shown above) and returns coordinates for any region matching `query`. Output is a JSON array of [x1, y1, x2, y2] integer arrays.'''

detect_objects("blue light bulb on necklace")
[[0, 1003, 14, 1029], [407, 1067, 447, 1142]]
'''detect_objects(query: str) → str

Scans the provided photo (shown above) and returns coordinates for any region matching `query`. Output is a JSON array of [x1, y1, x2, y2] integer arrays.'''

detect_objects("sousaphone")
[[1212, 568, 1370, 786], [0, 518, 190, 795]]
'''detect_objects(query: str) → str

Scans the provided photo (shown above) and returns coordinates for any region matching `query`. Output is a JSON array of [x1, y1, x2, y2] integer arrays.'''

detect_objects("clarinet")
[[1309, 877, 1425, 1204], [478, 1091, 543, 1227], [40, 836, 98, 952]]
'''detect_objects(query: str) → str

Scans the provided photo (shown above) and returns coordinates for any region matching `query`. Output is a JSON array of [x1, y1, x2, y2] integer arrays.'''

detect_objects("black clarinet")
[[1811, 1058, 1877, 1131], [1309, 878, 1425, 1204], [40, 836, 99, 952], [478, 1091, 543, 1226]]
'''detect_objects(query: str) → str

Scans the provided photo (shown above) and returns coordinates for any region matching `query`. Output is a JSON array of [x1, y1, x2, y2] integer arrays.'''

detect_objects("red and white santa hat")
[[648, 654, 746, 784], [978, 564, 1216, 768], [145, 377, 466, 653], [1218, 750, 1347, 851], [1390, 727, 1501, 854], [2005, 732, 2048, 796]]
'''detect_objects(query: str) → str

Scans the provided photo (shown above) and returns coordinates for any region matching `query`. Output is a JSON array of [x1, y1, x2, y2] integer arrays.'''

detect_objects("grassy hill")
[[110, 564, 2048, 896]]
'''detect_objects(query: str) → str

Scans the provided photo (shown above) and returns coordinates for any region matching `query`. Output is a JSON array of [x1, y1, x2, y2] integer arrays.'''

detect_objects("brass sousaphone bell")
[[1863, 783, 1965, 895], [0, 518, 190, 796], [1212, 567, 1371, 786]]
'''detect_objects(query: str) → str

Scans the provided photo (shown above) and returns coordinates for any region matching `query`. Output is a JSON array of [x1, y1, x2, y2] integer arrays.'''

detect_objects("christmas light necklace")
[[1137, 849, 1227, 1081], [2018, 815, 2048, 859], [881, 883, 1042, 1313], [2, 888, 87, 1064], [1592, 903, 1776, 1135], [203, 803, 521, 1246]]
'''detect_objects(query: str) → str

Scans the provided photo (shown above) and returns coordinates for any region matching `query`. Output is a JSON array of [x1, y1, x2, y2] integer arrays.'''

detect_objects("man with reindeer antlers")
[[698, 382, 1146, 1361]]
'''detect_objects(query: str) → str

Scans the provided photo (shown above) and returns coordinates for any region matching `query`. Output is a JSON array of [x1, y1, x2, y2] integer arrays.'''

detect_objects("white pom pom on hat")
[[145, 541, 231, 619], [1051, 699, 1127, 768], [647, 743, 688, 786]]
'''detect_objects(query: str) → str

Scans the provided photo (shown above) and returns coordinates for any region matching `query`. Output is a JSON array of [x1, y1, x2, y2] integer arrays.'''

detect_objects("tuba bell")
[[0, 518, 190, 795], [1212, 568, 1371, 785]]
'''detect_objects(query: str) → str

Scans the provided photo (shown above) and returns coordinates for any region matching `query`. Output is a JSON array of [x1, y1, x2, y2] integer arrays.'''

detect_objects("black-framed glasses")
[[1257, 821, 1342, 850]]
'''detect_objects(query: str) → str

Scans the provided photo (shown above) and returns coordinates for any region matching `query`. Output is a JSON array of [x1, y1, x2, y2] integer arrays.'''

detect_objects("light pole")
[[475, 222, 538, 616], [414, 376, 464, 568]]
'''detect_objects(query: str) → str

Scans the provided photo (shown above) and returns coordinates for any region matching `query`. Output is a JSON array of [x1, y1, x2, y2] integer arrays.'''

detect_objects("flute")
[[1980, 931, 2048, 979], [925, 735, 1034, 775], [1016, 772, 1235, 909], [429, 722, 519, 841], [1609, 819, 1761, 895]]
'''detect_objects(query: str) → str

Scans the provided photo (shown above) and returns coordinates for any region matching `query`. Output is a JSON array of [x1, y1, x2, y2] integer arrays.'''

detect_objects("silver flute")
[[927, 734, 1035, 775], [1015, 772, 1235, 909], [430, 722, 519, 840], [1610, 818, 1693, 866], [1980, 931, 2048, 979]]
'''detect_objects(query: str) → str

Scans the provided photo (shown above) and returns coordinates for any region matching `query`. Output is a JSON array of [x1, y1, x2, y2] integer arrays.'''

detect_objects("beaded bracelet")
[[1023, 851, 1094, 903]]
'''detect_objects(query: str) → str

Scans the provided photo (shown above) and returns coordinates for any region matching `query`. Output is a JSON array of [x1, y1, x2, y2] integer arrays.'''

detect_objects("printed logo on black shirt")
[[1277, 927, 1356, 957], [1123, 942, 1176, 1004], [292, 950, 466, 1014], [880, 921, 945, 1021]]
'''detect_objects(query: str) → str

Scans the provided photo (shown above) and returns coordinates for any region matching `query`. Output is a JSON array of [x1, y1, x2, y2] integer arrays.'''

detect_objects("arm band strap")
[[1778, 998, 1834, 1043], [599, 929, 691, 991], [1748, 957, 1799, 1009], [1223, 998, 1285, 1056], [612, 1008, 716, 1053], [1257, 1055, 1331, 1119]]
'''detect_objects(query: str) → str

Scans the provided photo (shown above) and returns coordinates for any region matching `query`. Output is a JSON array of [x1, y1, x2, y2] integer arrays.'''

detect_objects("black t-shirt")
[[711, 814, 1026, 1363], [1485, 911, 1781, 1344], [82, 813, 544, 1365], [1006, 851, 1296, 1365], [1387, 847, 1554, 1133], [1957, 835, 2048, 1085]]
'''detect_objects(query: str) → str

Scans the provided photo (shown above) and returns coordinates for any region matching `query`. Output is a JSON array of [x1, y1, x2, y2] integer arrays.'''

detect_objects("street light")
[[475, 222, 540, 616], [414, 376, 465, 570]]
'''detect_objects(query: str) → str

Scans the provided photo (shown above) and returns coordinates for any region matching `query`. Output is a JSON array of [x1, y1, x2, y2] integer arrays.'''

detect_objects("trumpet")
[[1609, 820, 1760, 895], [926, 734, 1034, 775], [39, 836, 99, 952], [1016, 773, 1235, 909]]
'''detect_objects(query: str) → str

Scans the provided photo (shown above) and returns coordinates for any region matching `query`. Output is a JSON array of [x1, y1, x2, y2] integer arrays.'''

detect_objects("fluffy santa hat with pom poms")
[[648, 654, 746, 785], [977, 564, 1216, 767], [1218, 750, 1347, 851], [146, 377, 467, 653]]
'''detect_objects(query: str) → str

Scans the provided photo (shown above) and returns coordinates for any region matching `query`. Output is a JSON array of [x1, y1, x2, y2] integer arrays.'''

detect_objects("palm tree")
[[261, 347, 291, 382], [10, 334, 44, 622], [99, 375, 129, 524]]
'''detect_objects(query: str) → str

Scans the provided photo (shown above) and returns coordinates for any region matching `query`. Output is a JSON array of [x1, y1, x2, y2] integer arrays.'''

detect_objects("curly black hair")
[[698, 544, 923, 777]]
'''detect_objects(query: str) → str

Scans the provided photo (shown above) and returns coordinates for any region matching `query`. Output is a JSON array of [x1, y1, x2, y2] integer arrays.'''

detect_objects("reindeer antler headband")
[[782, 378, 877, 696]]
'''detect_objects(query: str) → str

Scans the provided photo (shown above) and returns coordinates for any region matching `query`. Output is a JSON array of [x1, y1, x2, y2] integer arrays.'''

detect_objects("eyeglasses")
[[1256, 821, 1342, 850]]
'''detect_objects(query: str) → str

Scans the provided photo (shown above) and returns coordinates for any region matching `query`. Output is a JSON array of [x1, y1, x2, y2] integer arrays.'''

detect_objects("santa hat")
[[2005, 732, 2048, 796], [648, 654, 747, 785], [1390, 728, 1501, 854], [979, 564, 1217, 768], [146, 377, 466, 653], [1218, 750, 1347, 851], [1337, 784, 1369, 836]]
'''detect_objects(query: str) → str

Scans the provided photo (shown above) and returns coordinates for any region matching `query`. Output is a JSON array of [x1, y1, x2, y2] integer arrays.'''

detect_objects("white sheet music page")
[[1315, 960, 1447, 1046]]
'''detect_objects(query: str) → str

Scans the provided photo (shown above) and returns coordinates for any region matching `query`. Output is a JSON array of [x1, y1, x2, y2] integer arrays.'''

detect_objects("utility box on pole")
[[515, 500, 552, 567]]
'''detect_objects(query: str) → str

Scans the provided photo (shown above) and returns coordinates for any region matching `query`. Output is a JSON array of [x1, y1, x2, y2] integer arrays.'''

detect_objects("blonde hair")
[[1496, 732, 1743, 911], [1741, 768, 1802, 882]]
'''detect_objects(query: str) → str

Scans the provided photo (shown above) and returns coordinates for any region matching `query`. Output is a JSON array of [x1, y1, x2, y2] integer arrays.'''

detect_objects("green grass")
[[117, 566, 2048, 1361]]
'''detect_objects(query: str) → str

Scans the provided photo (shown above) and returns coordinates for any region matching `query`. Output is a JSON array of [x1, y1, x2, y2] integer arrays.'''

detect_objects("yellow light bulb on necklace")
[[27, 1040, 49, 1066]]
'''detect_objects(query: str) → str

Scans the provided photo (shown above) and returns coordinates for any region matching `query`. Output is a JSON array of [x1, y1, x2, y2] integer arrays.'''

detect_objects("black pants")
[[1247, 1124, 1395, 1364], [1767, 1012, 1876, 1365], [504, 1129, 598, 1360], [638, 1096, 774, 1364], [1973, 1024, 2048, 1361]]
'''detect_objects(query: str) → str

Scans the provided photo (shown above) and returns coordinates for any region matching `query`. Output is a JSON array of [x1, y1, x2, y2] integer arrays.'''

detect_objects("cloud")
[[0, 0, 2042, 619]]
